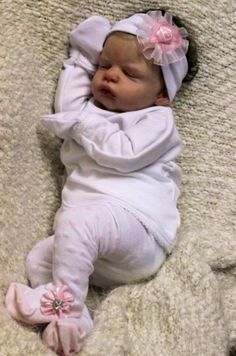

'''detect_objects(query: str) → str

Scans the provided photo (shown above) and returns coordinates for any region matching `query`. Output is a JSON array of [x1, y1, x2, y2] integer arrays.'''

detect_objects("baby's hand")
[[69, 16, 111, 64]]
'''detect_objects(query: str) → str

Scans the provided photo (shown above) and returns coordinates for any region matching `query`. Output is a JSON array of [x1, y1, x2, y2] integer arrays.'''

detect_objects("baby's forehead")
[[101, 32, 159, 72], [105, 31, 137, 42], [102, 32, 143, 60]]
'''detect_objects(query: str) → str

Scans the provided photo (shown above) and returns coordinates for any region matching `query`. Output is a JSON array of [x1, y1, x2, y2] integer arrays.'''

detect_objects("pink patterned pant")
[[26, 203, 166, 306]]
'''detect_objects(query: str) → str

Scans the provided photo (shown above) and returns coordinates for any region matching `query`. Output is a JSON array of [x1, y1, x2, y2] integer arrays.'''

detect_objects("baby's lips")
[[101, 89, 115, 97], [99, 85, 116, 97]]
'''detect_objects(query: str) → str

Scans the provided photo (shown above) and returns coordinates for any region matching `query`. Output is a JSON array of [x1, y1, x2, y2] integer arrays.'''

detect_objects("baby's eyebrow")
[[98, 54, 110, 62], [98, 55, 144, 74], [124, 64, 143, 73], [98, 55, 108, 64]]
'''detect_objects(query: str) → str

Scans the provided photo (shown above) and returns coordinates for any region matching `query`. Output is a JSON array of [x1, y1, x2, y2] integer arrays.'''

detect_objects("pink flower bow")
[[137, 11, 189, 66], [40, 285, 74, 318]]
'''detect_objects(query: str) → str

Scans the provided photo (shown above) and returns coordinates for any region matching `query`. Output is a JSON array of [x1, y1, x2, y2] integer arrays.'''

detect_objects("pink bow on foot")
[[40, 285, 74, 319]]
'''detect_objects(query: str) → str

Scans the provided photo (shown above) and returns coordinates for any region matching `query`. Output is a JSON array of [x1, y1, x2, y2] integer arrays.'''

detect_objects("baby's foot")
[[42, 304, 93, 355], [5, 283, 74, 325]]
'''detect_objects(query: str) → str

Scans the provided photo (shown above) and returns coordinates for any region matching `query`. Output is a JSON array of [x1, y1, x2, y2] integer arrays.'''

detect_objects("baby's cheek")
[[90, 76, 95, 88], [90, 80, 97, 97], [91, 72, 100, 90]]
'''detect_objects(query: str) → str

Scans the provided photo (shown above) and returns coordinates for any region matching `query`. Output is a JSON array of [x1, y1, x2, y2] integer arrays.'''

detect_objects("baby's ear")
[[155, 90, 170, 106]]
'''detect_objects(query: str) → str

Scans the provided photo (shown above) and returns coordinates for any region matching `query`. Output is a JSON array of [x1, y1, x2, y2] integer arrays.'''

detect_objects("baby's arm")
[[54, 16, 110, 113], [69, 109, 181, 172], [42, 107, 181, 171]]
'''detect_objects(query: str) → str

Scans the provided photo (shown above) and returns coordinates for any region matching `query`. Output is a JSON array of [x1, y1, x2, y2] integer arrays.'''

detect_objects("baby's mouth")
[[99, 86, 115, 98]]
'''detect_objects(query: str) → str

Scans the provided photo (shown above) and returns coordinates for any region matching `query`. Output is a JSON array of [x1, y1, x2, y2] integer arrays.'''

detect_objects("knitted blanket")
[[1, 0, 235, 355]]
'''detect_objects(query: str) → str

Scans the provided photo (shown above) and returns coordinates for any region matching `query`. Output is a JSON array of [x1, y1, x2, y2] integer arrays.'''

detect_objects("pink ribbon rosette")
[[136, 11, 189, 66], [40, 285, 74, 318]]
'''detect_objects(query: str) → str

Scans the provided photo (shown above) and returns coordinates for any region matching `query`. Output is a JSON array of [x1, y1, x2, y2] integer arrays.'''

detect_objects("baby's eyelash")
[[124, 71, 134, 77], [97, 64, 139, 79], [123, 70, 138, 78], [98, 62, 110, 69]]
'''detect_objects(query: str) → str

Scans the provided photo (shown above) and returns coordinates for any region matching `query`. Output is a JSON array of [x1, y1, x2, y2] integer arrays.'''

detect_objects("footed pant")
[[26, 203, 166, 291], [6, 203, 166, 354]]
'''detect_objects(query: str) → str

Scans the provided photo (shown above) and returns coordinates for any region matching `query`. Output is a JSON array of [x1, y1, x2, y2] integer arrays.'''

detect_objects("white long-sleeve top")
[[41, 16, 182, 253]]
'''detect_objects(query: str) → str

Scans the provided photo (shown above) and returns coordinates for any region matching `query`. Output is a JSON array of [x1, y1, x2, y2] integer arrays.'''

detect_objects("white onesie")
[[42, 53, 182, 254]]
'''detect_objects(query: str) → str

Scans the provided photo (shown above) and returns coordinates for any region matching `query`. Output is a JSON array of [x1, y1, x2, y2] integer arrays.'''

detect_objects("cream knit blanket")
[[0, 0, 235, 355]]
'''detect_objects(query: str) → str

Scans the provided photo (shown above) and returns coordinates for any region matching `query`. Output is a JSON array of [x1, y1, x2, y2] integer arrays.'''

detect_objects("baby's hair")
[[137, 9, 199, 82]]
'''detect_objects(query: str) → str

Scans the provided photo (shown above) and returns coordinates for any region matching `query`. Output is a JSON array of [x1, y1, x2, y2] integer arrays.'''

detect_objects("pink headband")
[[108, 11, 189, 101]]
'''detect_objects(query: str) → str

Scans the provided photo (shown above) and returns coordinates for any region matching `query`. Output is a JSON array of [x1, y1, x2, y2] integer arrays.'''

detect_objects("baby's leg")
[[6, 204, 123, 354], [90, 204, 166, 288], [6, 202, 165, 354], [26, 235, 54, 288]]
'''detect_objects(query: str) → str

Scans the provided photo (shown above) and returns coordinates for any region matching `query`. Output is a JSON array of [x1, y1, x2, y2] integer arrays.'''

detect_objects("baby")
[[6, 10, 197, 356]]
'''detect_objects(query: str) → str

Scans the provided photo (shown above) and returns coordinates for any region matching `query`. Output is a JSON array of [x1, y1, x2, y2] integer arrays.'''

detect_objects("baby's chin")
[[93, 98, 151, 113], [93, 98, 124, 113]]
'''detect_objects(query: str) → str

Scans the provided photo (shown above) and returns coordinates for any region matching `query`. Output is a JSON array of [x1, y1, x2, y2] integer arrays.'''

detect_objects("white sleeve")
[[54, 56, 94, 113], [54, 16, 111, 113], [71, 110, 182, 172]]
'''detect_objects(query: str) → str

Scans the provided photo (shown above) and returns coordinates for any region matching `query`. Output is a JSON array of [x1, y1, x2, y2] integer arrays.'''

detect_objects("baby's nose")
[[104, 66, 119, 82]]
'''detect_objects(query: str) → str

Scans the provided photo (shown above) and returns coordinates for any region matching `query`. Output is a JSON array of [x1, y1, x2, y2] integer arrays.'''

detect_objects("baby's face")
[[91, 33, 166, 112]]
